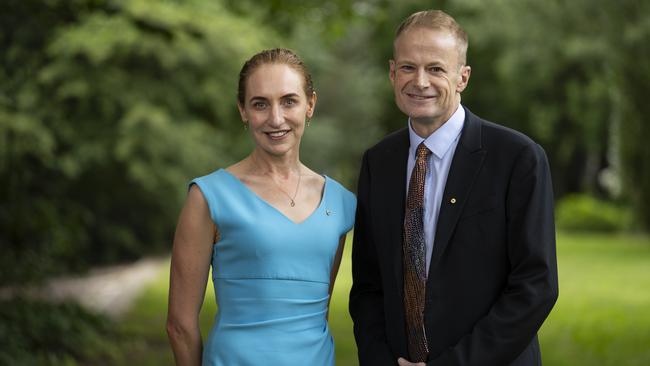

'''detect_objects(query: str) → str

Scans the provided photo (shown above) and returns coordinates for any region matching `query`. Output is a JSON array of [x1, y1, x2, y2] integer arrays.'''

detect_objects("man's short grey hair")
[[394, 10, 469, 65]]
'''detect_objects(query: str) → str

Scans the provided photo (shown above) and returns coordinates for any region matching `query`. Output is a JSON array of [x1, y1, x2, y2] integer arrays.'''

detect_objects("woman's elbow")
[[166, 315, 197, 344]]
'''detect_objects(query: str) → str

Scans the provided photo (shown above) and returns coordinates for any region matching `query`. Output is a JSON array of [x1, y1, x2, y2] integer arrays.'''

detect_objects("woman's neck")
[[248, 149, 302, 178]]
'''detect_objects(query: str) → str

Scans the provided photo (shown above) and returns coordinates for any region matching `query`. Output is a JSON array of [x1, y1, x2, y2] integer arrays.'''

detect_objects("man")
[[349, 10, 558, 366]]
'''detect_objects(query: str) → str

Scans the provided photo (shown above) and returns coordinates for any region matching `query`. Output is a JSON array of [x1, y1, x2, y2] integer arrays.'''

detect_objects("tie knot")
[[416, 142, 431, 160]]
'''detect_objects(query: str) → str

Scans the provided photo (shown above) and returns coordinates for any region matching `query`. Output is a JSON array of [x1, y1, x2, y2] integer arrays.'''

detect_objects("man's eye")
[[429, 66, 444, 73], [400, 65, 415, 71], [253, 102, 267, 109]]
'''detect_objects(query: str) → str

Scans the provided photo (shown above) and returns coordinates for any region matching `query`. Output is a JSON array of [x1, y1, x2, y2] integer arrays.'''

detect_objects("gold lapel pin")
[[450, 198, 457, 204]]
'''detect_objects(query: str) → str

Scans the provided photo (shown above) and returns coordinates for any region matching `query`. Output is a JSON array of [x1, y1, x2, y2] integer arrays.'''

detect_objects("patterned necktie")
[[403, 142, 431, 362]]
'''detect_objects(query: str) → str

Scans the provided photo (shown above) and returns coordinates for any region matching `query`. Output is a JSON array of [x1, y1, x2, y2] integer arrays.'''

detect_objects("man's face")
[[390, 27, 470, 130]]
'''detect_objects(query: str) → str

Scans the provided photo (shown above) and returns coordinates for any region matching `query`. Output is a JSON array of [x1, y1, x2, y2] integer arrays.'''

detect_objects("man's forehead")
[[395, 27, 457, 48], [393, 30, 459, 62]]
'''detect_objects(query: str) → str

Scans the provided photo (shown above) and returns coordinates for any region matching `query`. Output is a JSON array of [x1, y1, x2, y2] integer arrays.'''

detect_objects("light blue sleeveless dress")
[[191, 169, 356, 366]]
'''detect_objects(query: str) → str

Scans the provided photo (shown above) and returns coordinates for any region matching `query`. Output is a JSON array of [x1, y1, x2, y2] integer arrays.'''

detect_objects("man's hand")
[[397, 357, 426, 366]]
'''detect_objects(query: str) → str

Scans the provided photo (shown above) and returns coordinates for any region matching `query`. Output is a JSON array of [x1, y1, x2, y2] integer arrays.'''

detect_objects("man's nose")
[[415, 69, 430, 88]]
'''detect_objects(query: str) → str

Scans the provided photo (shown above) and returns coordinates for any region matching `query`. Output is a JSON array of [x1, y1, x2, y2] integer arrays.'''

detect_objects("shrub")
[[0, 0, 274, 285], [555, 194, 632, 232], [0, 298, 119, 365]]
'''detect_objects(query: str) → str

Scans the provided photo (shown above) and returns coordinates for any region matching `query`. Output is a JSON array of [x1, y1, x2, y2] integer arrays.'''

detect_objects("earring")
[[306, 118, 311, 127], [243, 121, 249, 130]]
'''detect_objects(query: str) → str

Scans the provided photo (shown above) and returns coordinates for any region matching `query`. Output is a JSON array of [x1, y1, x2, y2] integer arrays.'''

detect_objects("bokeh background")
[[1, 0, 649, 365]]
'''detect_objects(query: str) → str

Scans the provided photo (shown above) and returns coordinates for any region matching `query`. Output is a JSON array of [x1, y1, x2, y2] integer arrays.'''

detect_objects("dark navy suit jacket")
[[349, 107, 559, 366]]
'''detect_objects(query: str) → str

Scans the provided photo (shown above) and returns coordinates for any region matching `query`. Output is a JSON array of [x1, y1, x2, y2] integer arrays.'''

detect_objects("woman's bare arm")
[[167, 184, 216, 366]]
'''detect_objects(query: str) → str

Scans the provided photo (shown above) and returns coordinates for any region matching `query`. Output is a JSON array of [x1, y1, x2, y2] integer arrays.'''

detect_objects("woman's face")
[[238, 63, 316, 157]]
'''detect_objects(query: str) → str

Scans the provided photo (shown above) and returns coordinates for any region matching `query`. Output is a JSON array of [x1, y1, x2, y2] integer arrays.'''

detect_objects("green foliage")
[[292, 22, 386, 182], [614, 2, 650, 230], [0, 298, 117, 365], [556, 194, 632, 232], [221, 0, 388, 184], [0, 0, 277, 284], [3, 0, 650, 287], [444, 0, 650, 230], [222, 0, 358, 42], [456, 0, 613, 197]]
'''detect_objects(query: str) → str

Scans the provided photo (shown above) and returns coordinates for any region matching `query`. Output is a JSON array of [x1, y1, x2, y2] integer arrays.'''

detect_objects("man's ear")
[[456, 65, 471, 93], [389, 59, 397, 86]]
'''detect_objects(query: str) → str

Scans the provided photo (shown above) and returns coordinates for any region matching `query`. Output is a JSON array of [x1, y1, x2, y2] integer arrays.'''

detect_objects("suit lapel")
[[429, 109, 486, 269]]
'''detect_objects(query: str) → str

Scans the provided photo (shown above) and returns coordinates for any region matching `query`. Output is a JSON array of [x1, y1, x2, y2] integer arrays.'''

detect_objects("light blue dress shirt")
[[406, 105, 465, 275]]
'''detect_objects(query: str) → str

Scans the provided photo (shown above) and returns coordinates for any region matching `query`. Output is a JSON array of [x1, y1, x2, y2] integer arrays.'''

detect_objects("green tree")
[[0, 0, 276, 284], [459, 0, 650, 229], [451, 0, 612, 198], [612, 0, 650, 230], [222, 0, 388, 185]]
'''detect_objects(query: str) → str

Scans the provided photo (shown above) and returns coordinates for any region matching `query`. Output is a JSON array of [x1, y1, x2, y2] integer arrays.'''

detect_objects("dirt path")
[[1, 257, 169, 319]]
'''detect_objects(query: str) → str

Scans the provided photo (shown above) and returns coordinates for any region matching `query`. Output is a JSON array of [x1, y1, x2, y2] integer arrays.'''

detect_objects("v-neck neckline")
[[219, 169, 328, 225]]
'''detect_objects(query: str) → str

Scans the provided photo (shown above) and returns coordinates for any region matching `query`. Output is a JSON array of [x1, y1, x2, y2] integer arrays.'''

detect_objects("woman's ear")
[[307, 91, 317, 118], [237, 102, 248, 124]]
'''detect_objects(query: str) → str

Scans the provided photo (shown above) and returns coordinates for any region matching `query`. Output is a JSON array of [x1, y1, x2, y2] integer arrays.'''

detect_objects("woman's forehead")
[[246, 64, 305, 96]]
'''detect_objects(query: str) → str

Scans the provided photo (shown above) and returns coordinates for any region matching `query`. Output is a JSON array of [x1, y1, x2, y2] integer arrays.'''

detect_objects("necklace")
[[270, 171, 301, 207], [251, 156, 302, 207]]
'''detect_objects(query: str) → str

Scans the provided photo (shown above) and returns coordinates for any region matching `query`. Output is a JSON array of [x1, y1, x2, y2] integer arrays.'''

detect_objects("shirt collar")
[[408, 104, 465, 160]]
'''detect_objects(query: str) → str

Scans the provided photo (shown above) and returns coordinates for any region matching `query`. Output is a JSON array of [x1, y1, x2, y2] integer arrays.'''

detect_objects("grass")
[[539, 233, 650, 366], [108, 232, 650, 365]]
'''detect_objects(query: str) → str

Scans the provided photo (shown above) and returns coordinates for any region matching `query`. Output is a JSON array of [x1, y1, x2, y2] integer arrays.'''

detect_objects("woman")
[[166, 48, 356, 366]]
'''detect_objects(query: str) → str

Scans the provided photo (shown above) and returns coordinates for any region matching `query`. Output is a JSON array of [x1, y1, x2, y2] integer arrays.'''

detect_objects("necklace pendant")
[[290, 200, 295, 207]]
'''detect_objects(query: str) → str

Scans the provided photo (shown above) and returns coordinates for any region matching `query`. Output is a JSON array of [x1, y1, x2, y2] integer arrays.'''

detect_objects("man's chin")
[[409, 112, 440, 123], [398, 106, 437, 119]]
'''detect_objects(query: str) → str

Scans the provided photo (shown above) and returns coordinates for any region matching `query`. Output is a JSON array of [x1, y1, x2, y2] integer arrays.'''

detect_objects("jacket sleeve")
[[349, 150, 397, 366], [428, 143, 559, 366]]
